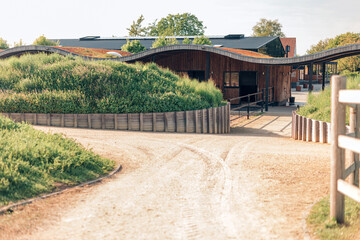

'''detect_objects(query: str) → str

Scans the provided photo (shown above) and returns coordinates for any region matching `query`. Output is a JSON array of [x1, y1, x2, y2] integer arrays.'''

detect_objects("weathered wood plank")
[[337, 179, 360, 203], [338, 135, 360, 154], [339, 90, 360, 105]]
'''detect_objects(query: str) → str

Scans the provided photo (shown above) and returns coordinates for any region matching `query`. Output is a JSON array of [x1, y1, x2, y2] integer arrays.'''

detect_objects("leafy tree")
[[151, 35, 178, 49], [148, 13, 206, 36], [13, 39, 25, 47], [121, 40, 146, 53], [306, 32, 360, 72], [252, 18, 285, 37], [182, 38, 192, 44], [192, 36, 211, 45], [127, 15, 147, 37], [306, 39, 330, 55], [33, 35, 58, 46], [0, 37, 9, 49]]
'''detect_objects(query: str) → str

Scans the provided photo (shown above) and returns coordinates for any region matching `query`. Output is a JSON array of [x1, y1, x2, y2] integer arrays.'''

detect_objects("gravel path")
[[0, 106, 331, 240]]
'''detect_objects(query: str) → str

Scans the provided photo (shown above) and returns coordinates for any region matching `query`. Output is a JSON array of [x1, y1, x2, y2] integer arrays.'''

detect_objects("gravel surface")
[[0, 106, 332, 240]]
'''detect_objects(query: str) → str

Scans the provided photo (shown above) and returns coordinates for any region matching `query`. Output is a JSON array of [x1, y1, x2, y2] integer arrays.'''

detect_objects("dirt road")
[[0, 106, 331, 240]]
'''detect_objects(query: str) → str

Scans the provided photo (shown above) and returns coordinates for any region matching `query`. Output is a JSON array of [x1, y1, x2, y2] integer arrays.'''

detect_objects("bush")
[[121, 40, 146, 53], [0, 53, 224, 114], [0, 115, 114, 206], [32, 35, 59, 46], [298, 75, 360, 123]]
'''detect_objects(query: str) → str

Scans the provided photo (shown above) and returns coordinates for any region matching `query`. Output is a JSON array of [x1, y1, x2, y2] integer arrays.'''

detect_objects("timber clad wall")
[[139, 51, 291, 105], [1, 104, 230, 134]]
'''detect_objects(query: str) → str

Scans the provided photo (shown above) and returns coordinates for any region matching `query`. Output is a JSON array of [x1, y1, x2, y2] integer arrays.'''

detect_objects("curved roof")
[[1, 44, 360, 66]]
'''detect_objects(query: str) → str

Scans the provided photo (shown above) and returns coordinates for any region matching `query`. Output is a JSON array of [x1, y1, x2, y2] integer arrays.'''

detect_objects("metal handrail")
[[229, 87, 274, 120]]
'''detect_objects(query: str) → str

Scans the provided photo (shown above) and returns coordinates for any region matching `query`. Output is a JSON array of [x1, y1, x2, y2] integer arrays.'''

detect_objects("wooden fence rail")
[[330, 75, 360, 223], [0, 104, 231, 134]]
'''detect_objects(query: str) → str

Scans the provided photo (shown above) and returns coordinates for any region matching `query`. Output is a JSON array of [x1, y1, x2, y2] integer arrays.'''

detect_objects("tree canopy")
[[306, 32, 360, 73], [33, 35, 58, 46], [252, 18, 285, 37], [121, 40, 146, 53], [148, 13, 206, 36], [127, 13, 206, 38], [127, 15, 147, 37], [0, 37, 9, 49], [192, 36, 212, 45]]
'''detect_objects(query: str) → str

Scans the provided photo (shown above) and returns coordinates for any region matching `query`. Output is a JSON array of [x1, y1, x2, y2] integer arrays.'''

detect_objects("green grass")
[[0, 115, 115, 207], [0, 53, 224, 114], [307, 196, 360, 240], [298, 75, 360, 123]]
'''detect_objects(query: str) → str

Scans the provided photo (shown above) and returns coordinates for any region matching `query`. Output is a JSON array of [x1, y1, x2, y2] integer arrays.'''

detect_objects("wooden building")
[[127, 47, 292, 105]]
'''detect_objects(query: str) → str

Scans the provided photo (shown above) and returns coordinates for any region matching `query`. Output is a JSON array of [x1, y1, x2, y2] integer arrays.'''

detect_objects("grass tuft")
[[307, 196, 360, 240]]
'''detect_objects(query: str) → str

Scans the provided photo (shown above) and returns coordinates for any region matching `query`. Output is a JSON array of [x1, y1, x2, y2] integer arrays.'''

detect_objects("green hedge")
[[0, 115, 114, 206], [0, 54, 224, 114]]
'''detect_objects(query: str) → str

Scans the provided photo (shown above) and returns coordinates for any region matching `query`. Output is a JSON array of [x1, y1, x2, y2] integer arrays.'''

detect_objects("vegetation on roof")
[[0, 53, 224, 114], [218, 47, 273, 58], [54, 47, 132, 58]]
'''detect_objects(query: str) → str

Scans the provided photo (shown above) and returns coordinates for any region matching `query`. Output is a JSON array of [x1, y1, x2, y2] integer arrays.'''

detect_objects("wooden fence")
[[0, 104, 231, 134], [291, 112, 331, 143], [330, 75, 360, 223]]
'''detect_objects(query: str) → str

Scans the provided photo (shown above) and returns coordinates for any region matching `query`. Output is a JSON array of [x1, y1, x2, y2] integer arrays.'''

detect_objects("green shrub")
[[298, 75, 360, 123], [0, 54, 224, 114], [0, 115, 114, 206]]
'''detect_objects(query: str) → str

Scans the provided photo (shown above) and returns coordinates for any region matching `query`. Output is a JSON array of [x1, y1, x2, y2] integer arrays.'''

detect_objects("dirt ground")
[[0, 106, 333, 240]]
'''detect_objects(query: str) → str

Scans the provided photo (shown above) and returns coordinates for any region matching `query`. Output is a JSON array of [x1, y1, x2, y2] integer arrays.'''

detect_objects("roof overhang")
[[1, 44, 360, 66]]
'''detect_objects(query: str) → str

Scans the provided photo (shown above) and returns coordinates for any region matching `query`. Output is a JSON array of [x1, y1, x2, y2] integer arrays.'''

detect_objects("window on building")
[[224, 72, 239, 87]]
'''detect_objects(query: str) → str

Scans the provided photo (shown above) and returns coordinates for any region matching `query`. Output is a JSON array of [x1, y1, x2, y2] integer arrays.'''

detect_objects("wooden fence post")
[[330, 75, 347, 223], [153, 113, 157, 132], [349, 106, 360, 186]]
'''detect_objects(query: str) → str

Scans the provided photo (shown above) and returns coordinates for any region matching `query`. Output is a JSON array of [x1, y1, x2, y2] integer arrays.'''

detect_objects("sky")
[[1, 0, 360, 55]]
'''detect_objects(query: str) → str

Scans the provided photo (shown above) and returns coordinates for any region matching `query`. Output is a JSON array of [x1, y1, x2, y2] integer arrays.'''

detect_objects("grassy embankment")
[[299, 73, 360, 239], [0, 116, 114, 207], [0, 53, 224, 207], [0, 53, 224, 114]]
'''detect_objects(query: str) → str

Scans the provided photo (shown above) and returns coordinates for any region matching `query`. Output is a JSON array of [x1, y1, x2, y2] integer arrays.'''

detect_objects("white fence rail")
[[330, 75, 360, 223]]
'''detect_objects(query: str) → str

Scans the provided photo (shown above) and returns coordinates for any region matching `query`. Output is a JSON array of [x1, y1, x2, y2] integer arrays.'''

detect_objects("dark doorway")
[[188, 70, 205, 82], [239, 71, 257, 97]]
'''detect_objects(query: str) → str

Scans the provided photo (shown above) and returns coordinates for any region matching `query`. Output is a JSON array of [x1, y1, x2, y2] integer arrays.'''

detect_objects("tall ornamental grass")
[[0, 54, 224, 114]]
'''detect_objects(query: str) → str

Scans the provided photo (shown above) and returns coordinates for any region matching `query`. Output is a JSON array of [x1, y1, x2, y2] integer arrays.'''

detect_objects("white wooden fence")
[[330, 75, 360, 223]]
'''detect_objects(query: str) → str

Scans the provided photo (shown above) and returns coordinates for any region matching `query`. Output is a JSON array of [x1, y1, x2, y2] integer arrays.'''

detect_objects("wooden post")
[[356, 105, 360, 187], [322, 63, 326, 91], [293, 112, 298, 140], [61, 114, 65, 127], [74, 114, 78, 128], [330, 75, 347, 223], [214, 108, 217, 134], [114, 114, 118, 130], [127, 114, 130, 130], [35, 113, 38, 125], [202, 109, 206, 133], [47, 114, 51, 126], [88, 114, 92, 129], [185, 111, 189, 133], [298, 115, 302, 140], [208, 109, 212, 134], [306, 118, 312, 142], [302, 116, 307, 141], [101, 114, 105, 129], [308, 63, 313, 92], [153, 113, 157, 132], [140, 113, 143, 131], [349, 106, 359, 186], [164, 113, 168, 132]]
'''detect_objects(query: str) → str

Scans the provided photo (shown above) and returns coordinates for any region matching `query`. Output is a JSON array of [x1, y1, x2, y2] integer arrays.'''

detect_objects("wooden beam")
[[265, 65, 270, 111], [338, 135, 360, 154], [344, 163, 356, 180], [339, 90, 360, 104], [338, 179, 360, 203]]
